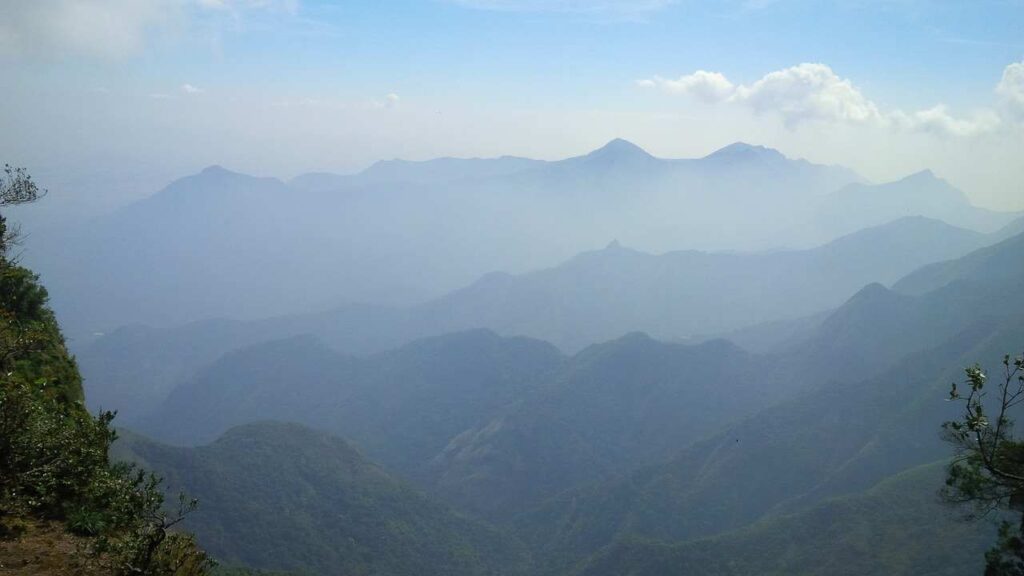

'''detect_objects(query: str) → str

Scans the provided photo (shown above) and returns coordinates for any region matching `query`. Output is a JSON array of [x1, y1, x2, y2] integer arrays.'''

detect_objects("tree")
[[943, 352, 1024, 575], [0, 166, 214, 575], [0, 164, 44, 256]]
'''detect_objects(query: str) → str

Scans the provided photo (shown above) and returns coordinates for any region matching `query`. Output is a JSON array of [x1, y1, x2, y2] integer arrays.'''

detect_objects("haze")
[[2, 0, 1023, 219], [3, 2, 1024, 576]]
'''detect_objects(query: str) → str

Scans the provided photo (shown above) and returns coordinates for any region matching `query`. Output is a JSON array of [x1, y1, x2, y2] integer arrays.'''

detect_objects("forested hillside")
[[0, 168, 212, 575], [119, 422, 531, 576], [9, 152, 1023, 575], [573, 463, 994, 576], [115, 229, 1024, 575], [8, 2, 1024, 574]]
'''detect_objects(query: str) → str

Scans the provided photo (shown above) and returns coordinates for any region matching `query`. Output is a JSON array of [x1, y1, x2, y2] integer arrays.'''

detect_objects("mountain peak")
[[199, 164, 233, 176], [703, 142, 786, 162], [585, 138, 655, 161], [901, 169, 940, 183]]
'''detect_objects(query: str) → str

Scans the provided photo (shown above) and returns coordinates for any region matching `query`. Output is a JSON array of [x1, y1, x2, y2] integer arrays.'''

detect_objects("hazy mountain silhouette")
[[25, 140, 877, 337], [510, 231, 1024, 571], [78, 214, 995, 424]]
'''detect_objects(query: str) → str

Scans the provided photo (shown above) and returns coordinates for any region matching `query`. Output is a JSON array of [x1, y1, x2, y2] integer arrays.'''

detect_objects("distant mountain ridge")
[[103, 228, 1024, 576], [817, 169, 1015, 235], [21, 139, 876, 336], [78, 214, 1000, 422], [27, 138, 1020, 340], [510, 230, 1024, 573]]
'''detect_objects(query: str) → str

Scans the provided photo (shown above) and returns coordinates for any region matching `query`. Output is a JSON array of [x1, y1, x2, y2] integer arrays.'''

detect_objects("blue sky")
[[1, 0, 1023, 210]]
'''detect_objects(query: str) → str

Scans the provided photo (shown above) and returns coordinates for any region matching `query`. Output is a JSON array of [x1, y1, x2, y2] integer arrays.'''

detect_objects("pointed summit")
[[703, 142, 786, 163], [900, 169, 939, 183], [199, 164, 233, 176], [586, 138, 654, 160], [560, 138, 659, 171]]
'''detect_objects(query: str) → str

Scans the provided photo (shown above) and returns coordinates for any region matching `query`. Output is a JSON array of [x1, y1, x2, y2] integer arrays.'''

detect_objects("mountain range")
[[22, 139, 1024, 576], [121, 230, 1024, 544], [78, 213, 1022, 422], [117, 422, 531, 576], [23, 140, 1018, 340]]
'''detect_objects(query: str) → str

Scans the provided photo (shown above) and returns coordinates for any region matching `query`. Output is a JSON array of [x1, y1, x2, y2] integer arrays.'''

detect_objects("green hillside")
[[512, 231, 1024, 573], [0, 170, 212, 575], [120, 421, 532, 576], [573, 462, 994, 576]]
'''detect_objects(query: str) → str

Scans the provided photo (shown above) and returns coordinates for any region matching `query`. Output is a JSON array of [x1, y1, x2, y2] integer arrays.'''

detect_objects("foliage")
[[0, 379, 114, 518], [572, 462, 992, 576], [0, 166, 213, 575], [122, 421, 532, 576], [0, 164, 44, 253], [943, 353, 1024, 575], [0, 164, 44, 207]]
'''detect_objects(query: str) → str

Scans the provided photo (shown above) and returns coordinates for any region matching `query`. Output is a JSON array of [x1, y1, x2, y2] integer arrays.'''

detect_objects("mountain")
[[360, 155, 547, 184], [74, 222, 1024, 576], [572, 462, 993, 576], [290, 155, 546, 192], [558, 138, 661, 171], [992, 214, 1024, 243], [426, 336, 787, 518], [78, 214, 997, 422], [426, 233, 1024, 522], [0, 204, 216, 574], [816, 169, 1019, 237], [510, 230, 1024, 572], [26, 140, 872, 338], [517, 319, 1024, 574], [142, 237, 1009, 522], [139, 330, 564, 475], [28, 141, 1021, 344], [701, 141, 786, 163], [119, 422, 532, 576], [137, 329, 802, 519], [412, 215, 989, 351], [893, 224, 1024, 296]]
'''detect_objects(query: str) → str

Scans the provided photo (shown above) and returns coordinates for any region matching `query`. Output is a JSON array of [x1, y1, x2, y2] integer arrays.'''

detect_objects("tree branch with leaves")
[[944, 352, 1024, 575]]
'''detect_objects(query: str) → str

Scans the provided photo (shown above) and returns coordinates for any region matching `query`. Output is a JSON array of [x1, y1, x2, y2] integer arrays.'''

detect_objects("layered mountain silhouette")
[[29, 139, 1018, 339], [31, 139, 1024, 576], [104, 229, 1024, 576], [121, 231, 1024, 528], [510, 231, 1024, 572], [80, 214, 1005, 420], [817, 169, 1015, 236]]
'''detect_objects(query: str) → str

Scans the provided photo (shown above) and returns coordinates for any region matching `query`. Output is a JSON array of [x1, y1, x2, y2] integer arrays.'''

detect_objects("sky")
[[1, 0, 1023, 212]]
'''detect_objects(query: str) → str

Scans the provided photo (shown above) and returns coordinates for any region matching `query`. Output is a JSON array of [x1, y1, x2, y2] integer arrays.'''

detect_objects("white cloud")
[[996, 59, 1024, 122], [365, 93, 401, 110], [181, 83, 205, 94], [449, 0, 673, 15], [637, 71, 735, 104], [197, 0, 299, 14], [0, 0, 299, 59], [0, 1, 178, 58], [733, 63, 881, 126], [639, 62, 1014, 137], [889, 105, 1000, 137]]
